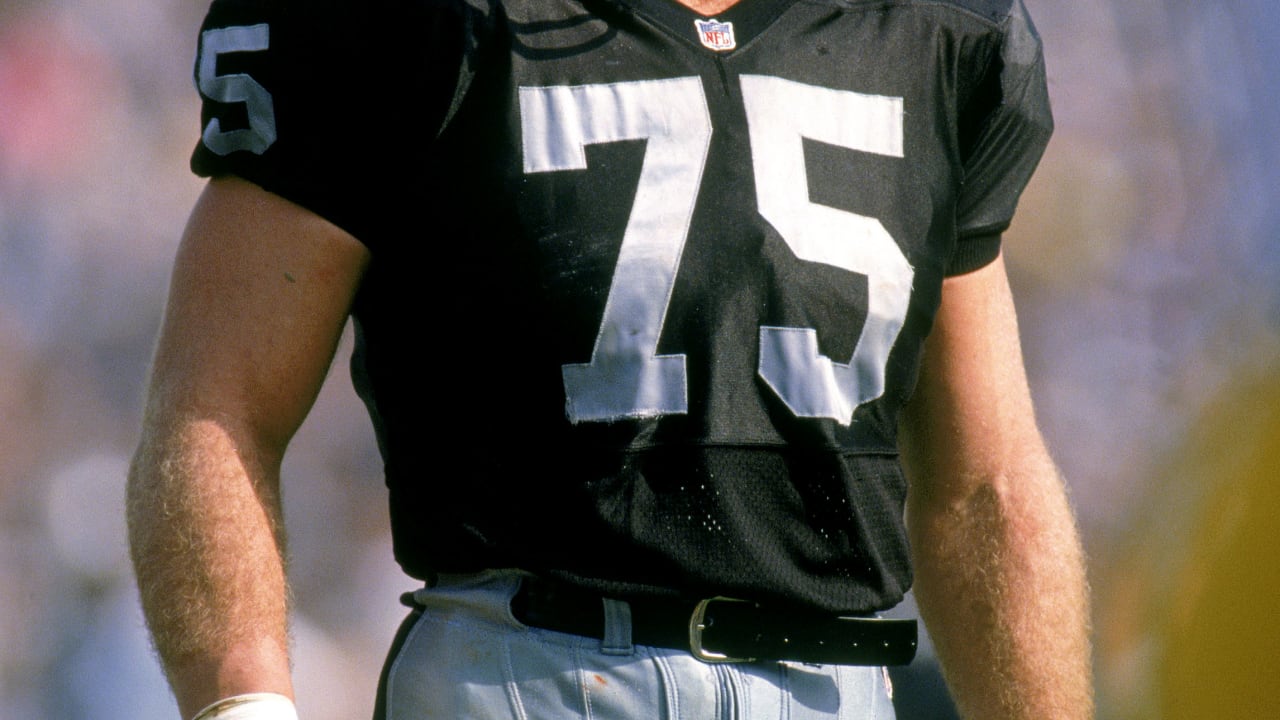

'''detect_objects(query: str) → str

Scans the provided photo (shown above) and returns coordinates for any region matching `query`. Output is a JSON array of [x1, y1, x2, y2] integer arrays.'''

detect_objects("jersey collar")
[[616, 0, 803, 54]]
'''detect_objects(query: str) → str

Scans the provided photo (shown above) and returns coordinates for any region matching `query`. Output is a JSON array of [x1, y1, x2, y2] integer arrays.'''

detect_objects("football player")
[[127, 0, 1092, 717]]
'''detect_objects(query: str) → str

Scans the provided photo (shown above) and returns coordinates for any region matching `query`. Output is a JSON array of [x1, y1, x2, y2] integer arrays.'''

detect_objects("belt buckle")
[[688, 596, 756, 663]]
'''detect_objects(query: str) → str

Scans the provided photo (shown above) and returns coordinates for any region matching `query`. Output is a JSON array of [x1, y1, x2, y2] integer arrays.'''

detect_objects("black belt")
[[510, 578, 917, 666]]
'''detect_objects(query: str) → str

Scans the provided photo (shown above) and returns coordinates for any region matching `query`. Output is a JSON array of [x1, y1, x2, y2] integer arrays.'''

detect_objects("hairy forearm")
[[123, 179, 369, 717], [907, 453, 1092, 719], [127, 415, 294, 719]]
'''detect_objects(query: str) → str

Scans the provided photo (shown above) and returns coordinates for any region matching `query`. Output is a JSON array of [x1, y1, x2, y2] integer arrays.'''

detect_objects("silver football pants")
[[374, 570, 897, 720]]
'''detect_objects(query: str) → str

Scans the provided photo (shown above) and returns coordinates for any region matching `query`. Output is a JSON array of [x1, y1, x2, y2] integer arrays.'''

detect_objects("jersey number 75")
[[520, 76, 914, 427]]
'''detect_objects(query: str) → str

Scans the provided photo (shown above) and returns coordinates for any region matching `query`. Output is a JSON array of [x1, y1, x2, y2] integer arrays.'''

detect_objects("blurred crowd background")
[[1, 0, 1276, 717]]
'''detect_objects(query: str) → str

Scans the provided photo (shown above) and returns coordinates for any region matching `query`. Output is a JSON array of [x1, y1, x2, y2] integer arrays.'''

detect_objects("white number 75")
[[521, 75, 914, 426]]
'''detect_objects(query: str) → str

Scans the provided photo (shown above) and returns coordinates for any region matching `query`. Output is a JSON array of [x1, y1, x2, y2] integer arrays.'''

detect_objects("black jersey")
[[191, 0, 1051, 612]]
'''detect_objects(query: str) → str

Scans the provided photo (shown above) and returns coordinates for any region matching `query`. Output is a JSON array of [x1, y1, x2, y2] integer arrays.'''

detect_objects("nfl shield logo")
[[694, 18, 736, 51]]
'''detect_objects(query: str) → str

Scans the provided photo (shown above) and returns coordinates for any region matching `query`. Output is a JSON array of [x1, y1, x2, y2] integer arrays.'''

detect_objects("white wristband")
[[191, 693, 298, 720]]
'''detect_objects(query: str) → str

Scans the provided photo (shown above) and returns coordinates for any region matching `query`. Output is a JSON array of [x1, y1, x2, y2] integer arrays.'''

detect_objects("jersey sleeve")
[[189, 0, 469, 250], [948, 0, 1053, 275]]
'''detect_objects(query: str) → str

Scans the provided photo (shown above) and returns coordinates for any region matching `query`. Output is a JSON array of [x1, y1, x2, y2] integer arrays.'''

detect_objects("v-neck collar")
[[615, 0, 802, 55]]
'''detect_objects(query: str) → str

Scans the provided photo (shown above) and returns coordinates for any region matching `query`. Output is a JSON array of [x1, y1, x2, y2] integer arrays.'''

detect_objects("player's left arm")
[[898, 252, 1093, 719]]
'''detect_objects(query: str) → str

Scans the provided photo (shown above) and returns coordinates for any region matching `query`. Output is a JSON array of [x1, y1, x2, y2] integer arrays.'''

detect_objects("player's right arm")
[[127, 176, 369, 719]]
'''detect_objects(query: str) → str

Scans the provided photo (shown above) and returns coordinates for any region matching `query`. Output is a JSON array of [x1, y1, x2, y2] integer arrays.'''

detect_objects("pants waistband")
[[508, 576, 917, 666]]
